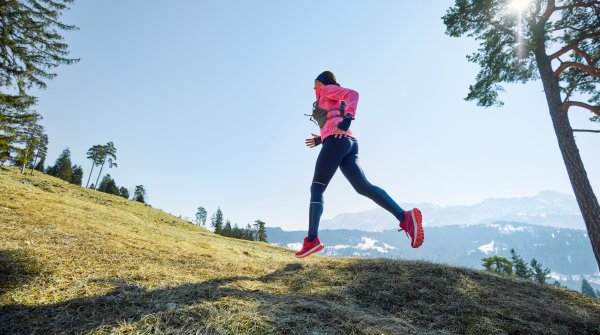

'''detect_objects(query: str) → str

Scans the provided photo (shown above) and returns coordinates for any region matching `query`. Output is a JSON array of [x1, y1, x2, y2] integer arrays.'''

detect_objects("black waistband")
[[323, 136, 357, 144]]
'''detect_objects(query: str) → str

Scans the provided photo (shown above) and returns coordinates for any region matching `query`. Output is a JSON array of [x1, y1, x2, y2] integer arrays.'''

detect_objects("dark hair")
[[315, 71, 339, 86]]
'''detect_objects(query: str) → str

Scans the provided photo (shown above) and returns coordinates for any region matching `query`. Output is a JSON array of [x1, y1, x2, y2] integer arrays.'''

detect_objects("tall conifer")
[[581, 279, 597, 298], [0, 0, 78, 112], [47, 148, 73, 182], [133, 185, 146, 203]]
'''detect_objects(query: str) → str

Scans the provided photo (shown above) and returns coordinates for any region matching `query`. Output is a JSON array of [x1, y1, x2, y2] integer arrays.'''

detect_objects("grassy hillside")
[[1, 166, 599, 335]]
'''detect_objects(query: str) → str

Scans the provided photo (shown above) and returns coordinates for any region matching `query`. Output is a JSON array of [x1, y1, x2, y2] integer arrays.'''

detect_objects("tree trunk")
[[86, 164, 94, 188], [94, 161, 105, 190], [535, 46, 600, 271], [30, 154, 37, 175]]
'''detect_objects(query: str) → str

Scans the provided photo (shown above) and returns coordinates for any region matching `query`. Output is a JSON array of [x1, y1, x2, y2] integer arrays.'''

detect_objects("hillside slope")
[[1, 167, 599, 335]]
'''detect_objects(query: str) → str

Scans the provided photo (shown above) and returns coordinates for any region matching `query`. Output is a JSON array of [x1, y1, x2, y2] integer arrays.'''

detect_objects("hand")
[[305, 133, 321, 148], [333, 127, 347, 138]]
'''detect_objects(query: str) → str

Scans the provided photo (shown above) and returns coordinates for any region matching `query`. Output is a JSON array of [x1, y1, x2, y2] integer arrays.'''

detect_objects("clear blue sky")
[[34, 0, 599, 230]]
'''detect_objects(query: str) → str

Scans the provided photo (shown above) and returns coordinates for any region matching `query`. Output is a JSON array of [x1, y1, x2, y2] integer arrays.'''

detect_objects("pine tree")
[[0, 110, 13, 165], [33, 155, 45, 172], [0, 0, 78, 113], [231, 223, 243, 239], [210, 213, 216, 232], [0, 109, 40, 167], [11, 111, 45, 174], [118, 186, 129, 199], [482, 256, 513, 275], [85, 145, 103, 188], [211, 207, 224, 234], [581, 279, 597, 298], [133, 185, 146, 203], [530, 259, 551, 284], [98, 174, 118, 195], [0, 131, 11, 165], [47, 148, 73, 182], [30, 134, 48, 175], [195, 207, 207, 226], [223, 220, 232, 237], [70, 165, 83, 186], [254, 219, 267, 242], [510, 249, 533, 280], [443, 0, 600, 271], [244, 223, 255, 241], [93, 142, 117, 190]]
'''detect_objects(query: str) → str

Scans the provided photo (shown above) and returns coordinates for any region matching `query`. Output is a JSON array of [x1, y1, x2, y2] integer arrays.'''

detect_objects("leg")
[[308, 137, 352, 240], [339, 141, 405, 222]]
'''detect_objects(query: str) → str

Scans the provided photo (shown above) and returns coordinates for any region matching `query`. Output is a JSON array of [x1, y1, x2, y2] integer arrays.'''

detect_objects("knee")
[[310, 181, 327, 199], [354, 182, 374, 196]]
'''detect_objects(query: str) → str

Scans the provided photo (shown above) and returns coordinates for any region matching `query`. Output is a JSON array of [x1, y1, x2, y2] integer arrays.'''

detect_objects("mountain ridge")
[[267, 221, 599, 291], [320, 190, 585, 231]]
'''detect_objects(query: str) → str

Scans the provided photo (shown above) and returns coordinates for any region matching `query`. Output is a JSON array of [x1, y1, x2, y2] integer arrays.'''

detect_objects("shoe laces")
[[398, 228, 410, 239]]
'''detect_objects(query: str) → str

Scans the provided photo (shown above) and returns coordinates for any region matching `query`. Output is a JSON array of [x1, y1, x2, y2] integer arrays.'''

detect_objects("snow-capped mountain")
[[321, 191, 584, 231], [268, 221, 598, 291]]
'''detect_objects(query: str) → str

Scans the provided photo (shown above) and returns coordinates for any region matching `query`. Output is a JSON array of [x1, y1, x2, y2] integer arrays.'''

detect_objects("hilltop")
[[1, 167, 599, 335]]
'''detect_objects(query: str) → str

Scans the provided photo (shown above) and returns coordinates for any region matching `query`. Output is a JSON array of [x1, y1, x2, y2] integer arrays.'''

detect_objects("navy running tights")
[[308, 136, 405, 241]]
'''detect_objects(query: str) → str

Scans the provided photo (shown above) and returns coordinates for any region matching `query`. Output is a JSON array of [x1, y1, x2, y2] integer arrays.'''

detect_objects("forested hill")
[[1, 167, 599, 334]]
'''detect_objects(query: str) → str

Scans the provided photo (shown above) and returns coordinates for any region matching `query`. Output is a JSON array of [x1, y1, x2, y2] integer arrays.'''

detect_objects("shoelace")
[[398, 228, 410, 239]]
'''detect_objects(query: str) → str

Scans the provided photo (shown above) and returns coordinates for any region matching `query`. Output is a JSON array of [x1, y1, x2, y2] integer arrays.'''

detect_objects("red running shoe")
[[295, 236, 325, 258], [399, 208, 424, 248]]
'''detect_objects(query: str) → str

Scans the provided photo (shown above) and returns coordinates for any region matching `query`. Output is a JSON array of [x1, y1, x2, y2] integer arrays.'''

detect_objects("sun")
[[508, 0, 531, 12]]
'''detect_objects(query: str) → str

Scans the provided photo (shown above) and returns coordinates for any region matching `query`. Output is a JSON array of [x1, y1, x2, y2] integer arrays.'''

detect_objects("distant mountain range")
[[320, 191, 585, 231], [267, 222, 598, 291], [268, 192, 597, 291]]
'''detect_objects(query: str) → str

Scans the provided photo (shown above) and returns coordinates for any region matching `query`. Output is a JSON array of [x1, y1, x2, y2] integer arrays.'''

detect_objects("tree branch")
[[573, 129, 600, 133], [548, 31, 600, 60], [573, 46, 595, 66], [555, 1, 600, 11], [554, 61, 600, 77], [563, 78, 597, 101], [561, 101, 600, 117], [542, 0, 556, 20]]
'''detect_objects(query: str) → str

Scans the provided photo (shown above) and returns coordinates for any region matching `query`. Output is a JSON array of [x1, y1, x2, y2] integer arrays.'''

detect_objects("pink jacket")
[[315, 85, 359, 142]]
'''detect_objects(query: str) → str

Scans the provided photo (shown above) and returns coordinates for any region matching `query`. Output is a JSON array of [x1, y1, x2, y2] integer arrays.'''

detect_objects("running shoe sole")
[[295, 243, 325, 258], [410, 208, 424, 248]]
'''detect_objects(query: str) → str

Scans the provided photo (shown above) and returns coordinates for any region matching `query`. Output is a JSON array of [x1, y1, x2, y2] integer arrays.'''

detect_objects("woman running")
[[295, 71, 424, 258]]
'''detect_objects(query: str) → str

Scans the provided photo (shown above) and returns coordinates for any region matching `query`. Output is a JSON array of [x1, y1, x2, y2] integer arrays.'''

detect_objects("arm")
[[321, 86, 359, 131], [320, 86, 359, 118]]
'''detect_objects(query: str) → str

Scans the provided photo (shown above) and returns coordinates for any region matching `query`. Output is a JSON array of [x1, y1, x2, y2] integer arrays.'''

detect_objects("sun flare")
[[508, 0, 532, 12]]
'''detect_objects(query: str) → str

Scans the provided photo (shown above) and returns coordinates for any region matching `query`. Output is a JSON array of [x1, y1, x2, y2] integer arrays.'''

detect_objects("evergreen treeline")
[[200, 206, 267, 242], [22, 140, 147, 204], [45, 148, 82, 185], [482, 249, 557, 286]]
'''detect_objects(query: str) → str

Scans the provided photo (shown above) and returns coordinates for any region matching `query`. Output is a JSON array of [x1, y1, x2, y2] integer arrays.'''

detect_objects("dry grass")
[[1, 166, 599, 335]]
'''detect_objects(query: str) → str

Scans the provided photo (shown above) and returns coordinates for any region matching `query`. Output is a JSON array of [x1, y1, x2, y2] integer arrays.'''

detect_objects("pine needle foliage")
[[0, 0, 79, 110]]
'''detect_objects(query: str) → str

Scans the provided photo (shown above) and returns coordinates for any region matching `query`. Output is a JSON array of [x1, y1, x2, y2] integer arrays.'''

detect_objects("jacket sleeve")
[[321, 86, 359, 118]]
